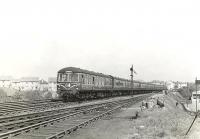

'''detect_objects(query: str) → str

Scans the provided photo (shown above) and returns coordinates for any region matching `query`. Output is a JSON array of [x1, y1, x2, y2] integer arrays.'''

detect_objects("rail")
[[0, 95, 150, 139]]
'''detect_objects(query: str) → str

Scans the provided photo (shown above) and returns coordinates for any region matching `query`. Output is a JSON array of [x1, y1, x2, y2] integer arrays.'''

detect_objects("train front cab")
[[57, 71, 81, 100]]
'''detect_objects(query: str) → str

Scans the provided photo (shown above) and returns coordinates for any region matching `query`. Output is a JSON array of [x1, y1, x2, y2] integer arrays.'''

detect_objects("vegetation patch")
[[128, 93, 193, 139]]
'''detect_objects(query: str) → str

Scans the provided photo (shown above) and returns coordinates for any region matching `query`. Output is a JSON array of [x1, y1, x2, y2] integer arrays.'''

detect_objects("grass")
[[128, 94, 193, 139]]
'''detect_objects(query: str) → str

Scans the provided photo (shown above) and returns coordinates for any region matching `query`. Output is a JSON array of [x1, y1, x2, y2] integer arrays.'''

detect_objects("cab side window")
[[82, 74, 85, 84]]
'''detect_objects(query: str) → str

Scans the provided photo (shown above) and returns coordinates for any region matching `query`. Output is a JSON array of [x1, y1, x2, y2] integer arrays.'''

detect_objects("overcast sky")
[[0, 0, 200, 82]]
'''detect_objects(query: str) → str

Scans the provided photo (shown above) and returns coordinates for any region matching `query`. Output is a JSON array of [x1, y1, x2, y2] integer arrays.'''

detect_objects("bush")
[[43, 91, 53, 99], [13, 91, 22, 100], [177, 86, 192, 99], [0, 88, 7, 97], [22, 91, 42, 100]]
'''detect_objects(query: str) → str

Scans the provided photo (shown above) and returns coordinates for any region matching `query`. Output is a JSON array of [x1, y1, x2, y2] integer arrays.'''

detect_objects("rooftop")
[[20, 77, 39, 82], [0, 76, 13, 81]]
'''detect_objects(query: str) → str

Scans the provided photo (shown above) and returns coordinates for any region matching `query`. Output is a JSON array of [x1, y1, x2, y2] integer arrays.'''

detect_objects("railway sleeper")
[[0, 97, 144, 139], [46, 98, 144, 139]]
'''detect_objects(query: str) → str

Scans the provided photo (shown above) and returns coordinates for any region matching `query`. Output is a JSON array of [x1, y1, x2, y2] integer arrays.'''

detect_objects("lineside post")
[[130, 65, 133, 92]]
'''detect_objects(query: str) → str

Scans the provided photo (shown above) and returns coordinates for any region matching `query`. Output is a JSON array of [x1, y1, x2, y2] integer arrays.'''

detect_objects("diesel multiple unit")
[[57, 67, 166, 100]]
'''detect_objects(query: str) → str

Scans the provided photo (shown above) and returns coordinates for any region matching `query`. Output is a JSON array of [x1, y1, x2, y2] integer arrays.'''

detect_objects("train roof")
[[58, 67, 111, 78]]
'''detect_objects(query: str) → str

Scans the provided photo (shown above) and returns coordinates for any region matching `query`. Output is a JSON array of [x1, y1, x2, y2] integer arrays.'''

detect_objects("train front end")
[[57, 69, 81, 101]]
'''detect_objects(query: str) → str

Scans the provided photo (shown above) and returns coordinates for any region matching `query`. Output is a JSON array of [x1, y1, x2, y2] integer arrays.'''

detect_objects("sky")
[[0, 0, 200, 82]]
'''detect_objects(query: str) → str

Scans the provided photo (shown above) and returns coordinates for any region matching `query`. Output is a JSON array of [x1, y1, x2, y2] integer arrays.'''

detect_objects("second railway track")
[[0, 100, 67, 116], [0, 94, 152, 139]]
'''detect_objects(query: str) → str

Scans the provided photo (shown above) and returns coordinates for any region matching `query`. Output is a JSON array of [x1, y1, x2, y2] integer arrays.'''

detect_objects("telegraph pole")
[[130, 65, 133, 90], [130, 65, 137, 95]]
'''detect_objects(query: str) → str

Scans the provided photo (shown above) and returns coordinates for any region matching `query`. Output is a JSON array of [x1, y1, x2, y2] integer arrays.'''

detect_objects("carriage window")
[[93, 77, 95, 84], [60, 74, 68, 82], [57, 74, 59, 81], [101, 77, 104, 85], [89, 76, 91, 84], [58, 74, 61, 81], [88, 75, 91, 84], [82, 74, 85, 84], [71, 73, 78, 82], [57, 73, 70, 82], [85, 74, 88, 84], [105, 78, 111, 85]]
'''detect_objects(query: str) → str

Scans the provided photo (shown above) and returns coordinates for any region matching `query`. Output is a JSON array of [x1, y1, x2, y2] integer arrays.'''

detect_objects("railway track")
[[0, 100, 68, 116], [0, 94, 151, 139]]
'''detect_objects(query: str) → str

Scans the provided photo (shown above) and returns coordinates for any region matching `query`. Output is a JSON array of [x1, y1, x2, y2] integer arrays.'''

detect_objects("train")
[[57, 67, 167, 101]]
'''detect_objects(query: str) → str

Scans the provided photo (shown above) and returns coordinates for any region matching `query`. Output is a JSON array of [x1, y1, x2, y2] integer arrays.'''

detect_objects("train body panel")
[[57, 67, 167, 100]]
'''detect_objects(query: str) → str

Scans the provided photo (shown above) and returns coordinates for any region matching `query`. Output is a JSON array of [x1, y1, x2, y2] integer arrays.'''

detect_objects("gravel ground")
[[64, 93, 193, 139]]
